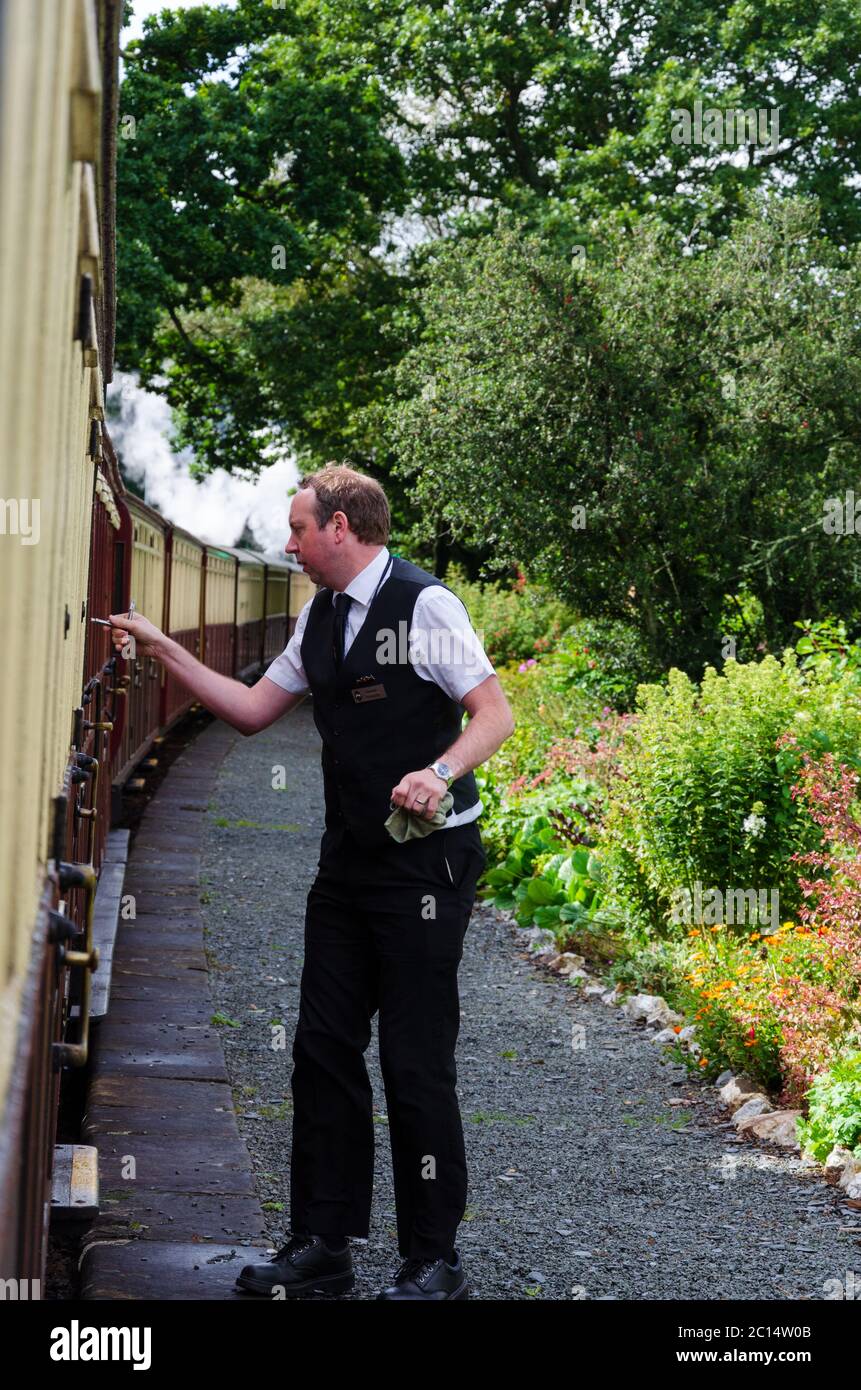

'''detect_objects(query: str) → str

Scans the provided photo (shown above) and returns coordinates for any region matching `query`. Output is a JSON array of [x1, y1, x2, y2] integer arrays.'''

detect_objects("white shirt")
[[264, 546, 496, 826]]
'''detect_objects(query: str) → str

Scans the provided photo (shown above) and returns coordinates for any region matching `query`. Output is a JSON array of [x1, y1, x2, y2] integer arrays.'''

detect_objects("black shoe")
[[235, 1233, 354, 1297], [376, 1249, 469, 1300]]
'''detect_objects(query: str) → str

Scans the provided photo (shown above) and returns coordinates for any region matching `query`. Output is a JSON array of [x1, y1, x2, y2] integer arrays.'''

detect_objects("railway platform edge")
[[79, 719, 271, 1300]]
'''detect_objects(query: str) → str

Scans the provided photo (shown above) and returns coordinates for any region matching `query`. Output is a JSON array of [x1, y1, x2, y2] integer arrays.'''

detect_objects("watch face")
[[436, 762, 451, 780]]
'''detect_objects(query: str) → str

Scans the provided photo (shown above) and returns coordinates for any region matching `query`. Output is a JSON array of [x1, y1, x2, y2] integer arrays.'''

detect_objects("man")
[[109, 464, 515, 1301]]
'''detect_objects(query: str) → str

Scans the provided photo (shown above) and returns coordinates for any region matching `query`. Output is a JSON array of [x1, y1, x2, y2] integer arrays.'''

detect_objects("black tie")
[[333, 592, 353, 669]]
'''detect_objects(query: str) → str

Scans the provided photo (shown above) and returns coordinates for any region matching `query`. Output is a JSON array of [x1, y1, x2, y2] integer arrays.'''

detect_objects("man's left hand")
[[390, 768, 448, 820]]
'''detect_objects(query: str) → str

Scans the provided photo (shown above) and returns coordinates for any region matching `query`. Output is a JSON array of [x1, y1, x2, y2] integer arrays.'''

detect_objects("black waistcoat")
[[300, 555, 480, 849]]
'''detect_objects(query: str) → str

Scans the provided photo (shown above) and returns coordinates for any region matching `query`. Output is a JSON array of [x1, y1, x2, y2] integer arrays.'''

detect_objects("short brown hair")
[[299, 463, 390, 545]]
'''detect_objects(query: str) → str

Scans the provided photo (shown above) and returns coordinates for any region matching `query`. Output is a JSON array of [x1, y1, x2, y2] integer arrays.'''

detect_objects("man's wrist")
[[155, 633, 183, 667], [427, 758, 456, 787]]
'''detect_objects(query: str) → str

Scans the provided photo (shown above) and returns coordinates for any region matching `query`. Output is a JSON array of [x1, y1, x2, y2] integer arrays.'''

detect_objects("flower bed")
[[482, 616, 861, 1163]]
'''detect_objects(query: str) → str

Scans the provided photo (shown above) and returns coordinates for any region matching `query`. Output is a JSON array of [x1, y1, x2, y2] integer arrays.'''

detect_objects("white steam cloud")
[[106, 371, 299, 556]]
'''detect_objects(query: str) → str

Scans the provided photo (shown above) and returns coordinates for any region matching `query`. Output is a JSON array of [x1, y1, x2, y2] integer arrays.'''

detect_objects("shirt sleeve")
[[409, 585, 496, 703], [262, 596, 313, 694]]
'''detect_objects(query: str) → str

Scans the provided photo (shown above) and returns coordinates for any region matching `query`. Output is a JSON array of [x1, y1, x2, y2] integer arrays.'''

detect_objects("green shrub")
[[605, 935, 693, 999], [795, 616, 861, 682], [488, 658, 600, 786], [478, 811, 605, 936], [476, 771, 601, 866], [444, 563, 575, 667], [542, 617, 662, 711], [797, 1052, 861, 1161], [603, 650, 861, 932]]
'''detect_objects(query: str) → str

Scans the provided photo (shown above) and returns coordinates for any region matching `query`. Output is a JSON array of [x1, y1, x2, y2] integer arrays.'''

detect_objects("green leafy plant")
[[445, 562, 575, 668], [479, 814, 564, 914], [542, 618, 662, 712], [514, 847, 604, 932], [603, 650, 861, 931], [795, 617, 861, 682], [480, 812, 604, 932], [797, 1053, 861, 1161]]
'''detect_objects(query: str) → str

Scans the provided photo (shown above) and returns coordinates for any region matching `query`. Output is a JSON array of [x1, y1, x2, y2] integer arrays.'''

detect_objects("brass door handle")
[[62, 947, 100, 969], [73, 750, 99, 834]]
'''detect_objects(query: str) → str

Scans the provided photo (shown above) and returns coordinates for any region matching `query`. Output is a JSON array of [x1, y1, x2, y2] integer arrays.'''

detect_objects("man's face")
[[285, 488, 333, 585]]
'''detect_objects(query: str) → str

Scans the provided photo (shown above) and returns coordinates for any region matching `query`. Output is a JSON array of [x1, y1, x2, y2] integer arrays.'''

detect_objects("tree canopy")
[[117, 0, 861, 478], [381, 198, 861, 670]]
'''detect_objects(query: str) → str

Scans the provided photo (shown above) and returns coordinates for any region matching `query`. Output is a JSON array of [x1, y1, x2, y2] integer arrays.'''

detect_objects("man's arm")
[[438, 673, 515, 781], [390, 672, 515, 819], [108, 612, 306, 735]]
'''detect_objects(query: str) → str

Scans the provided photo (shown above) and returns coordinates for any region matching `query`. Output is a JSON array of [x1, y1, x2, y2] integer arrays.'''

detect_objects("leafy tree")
[[116, 0, 861, 481], [381, 198, 861, 671], [312, 0, 861, 247], [117, 0, 410, 473]]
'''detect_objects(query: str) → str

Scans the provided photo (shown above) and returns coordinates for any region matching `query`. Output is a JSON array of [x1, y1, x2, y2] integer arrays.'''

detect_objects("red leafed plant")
[[518, 714, 634, 795], [773, 740, 861, 1104]]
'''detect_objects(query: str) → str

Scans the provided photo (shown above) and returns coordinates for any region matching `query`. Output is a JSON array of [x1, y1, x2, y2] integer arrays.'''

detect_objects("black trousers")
[[289, 818, 487, 1260]]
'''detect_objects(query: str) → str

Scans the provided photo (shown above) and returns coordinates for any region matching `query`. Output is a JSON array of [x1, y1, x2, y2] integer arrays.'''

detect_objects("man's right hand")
[[108, 612, 166, 660]]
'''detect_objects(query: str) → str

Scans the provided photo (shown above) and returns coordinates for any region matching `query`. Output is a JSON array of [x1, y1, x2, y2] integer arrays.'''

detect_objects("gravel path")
[[201, 701, 858, 1300]]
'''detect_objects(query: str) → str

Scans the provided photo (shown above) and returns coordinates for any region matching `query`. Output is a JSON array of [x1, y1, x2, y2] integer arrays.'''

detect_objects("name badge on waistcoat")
[[352, 676, 387, 703]]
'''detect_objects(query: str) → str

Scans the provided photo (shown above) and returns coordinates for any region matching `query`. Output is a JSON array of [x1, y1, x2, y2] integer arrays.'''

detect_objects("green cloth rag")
[[385, 790, 454, 843]]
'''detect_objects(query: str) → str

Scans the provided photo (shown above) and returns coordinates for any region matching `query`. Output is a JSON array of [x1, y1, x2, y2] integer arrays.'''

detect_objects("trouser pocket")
[[443, 847, 455, 884], [438, 827, 486, 895]]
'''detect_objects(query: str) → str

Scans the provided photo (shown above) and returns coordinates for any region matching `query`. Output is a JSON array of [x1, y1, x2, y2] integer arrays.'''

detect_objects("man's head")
[[285, 463, 390, 589]]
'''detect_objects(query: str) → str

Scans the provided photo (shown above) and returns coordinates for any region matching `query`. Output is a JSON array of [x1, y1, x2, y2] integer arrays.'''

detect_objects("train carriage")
[[0, 0, 123, 1284], [111, 494, 168, 788], [161, 525, 204, 729], [286, 555, 315, 637], [202, 546, 238, 677], [83, 429, 130, 863], [0, 0, 324, 1288], [223, 546, 266, 679], [222, 549, 316, 680], [263, 557, 293, 664]]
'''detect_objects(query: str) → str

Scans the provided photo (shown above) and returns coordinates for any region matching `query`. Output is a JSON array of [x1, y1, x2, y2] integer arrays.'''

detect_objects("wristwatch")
[[427, 759, 454, 788]]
